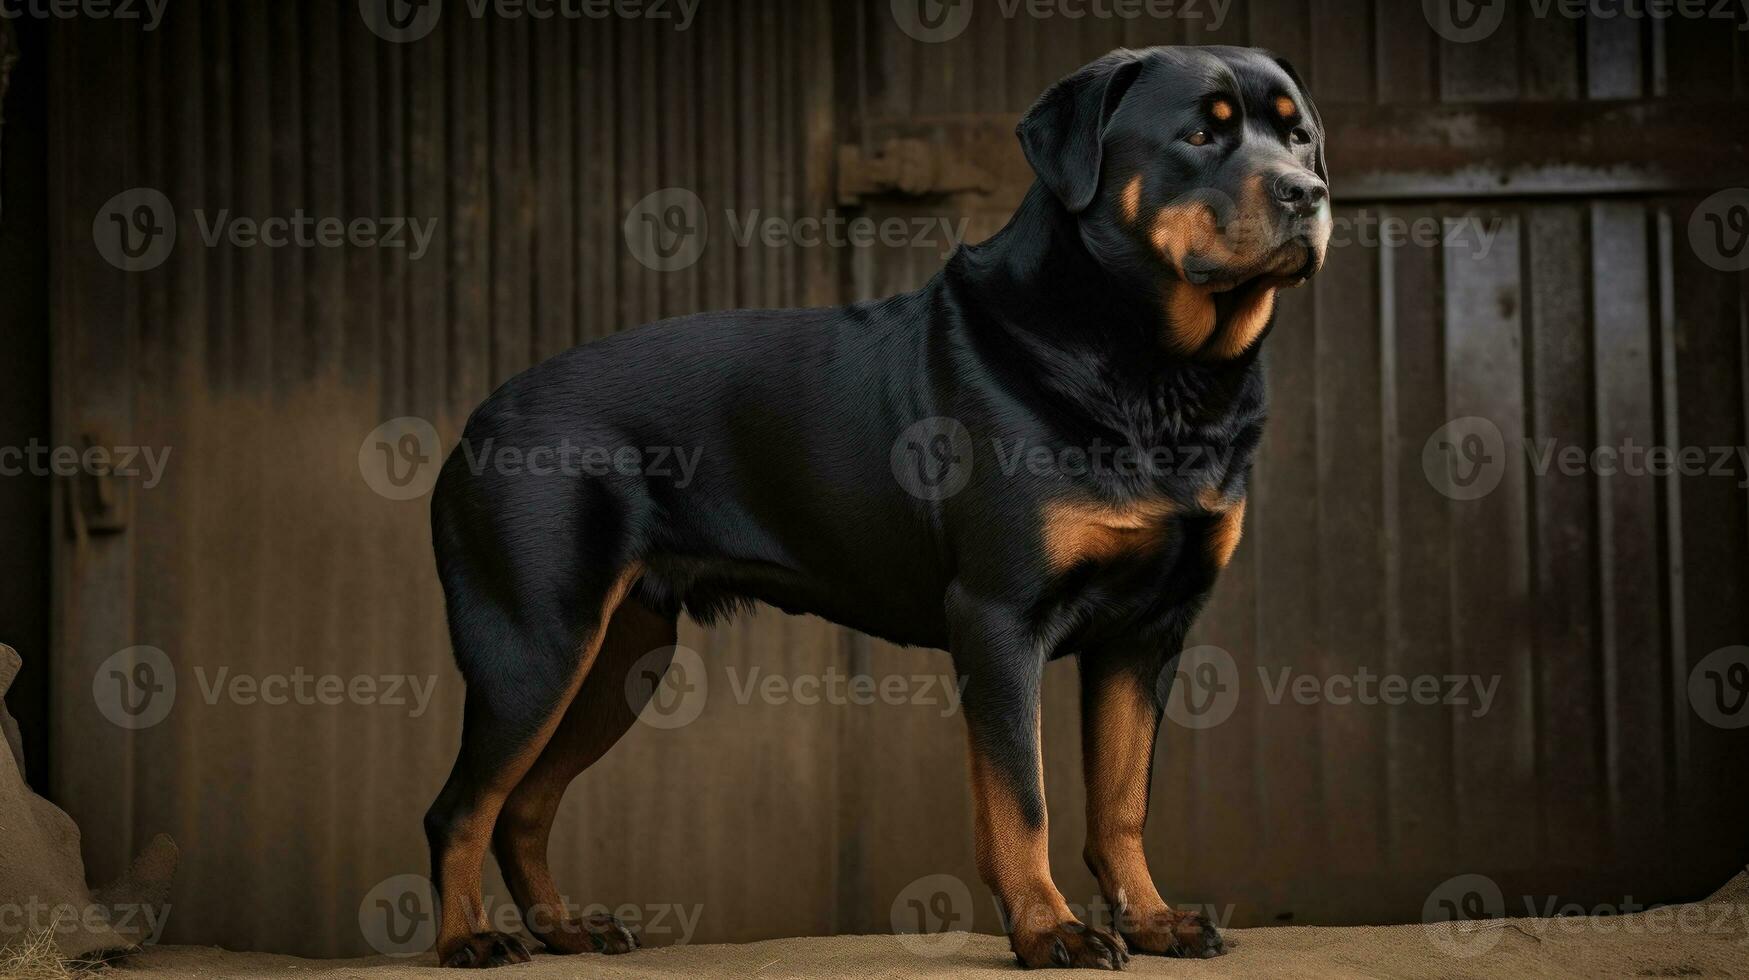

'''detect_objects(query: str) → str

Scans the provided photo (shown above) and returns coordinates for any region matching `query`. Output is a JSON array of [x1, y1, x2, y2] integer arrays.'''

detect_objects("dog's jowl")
[[424, 45, 1331, 970]]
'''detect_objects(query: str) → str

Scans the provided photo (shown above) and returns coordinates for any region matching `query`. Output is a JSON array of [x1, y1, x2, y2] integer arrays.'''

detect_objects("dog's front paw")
[[538, 910, 643, 959], [1011, 920, 1130, 970], [1121, 907, 1225, 958], [438, 931, 531, 968]]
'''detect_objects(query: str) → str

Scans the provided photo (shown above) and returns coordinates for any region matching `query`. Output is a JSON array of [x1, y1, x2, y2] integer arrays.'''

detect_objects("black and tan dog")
[[423, 45, 1331, 970]]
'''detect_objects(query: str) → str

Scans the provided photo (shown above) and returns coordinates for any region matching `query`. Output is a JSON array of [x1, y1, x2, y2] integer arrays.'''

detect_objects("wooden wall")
[[41, 0, 1749, 957]]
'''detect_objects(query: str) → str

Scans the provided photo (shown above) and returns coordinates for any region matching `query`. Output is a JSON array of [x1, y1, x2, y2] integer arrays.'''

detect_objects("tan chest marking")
[[1041, 498, 1177, 574]]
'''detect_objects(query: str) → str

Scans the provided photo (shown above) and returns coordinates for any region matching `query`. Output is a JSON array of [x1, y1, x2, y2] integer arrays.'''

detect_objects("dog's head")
[[1019, 47, 1332, 350]]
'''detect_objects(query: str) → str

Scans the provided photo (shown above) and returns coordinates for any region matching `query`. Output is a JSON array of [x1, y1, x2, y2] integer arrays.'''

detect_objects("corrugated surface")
[[44, 0, 1749, 959]]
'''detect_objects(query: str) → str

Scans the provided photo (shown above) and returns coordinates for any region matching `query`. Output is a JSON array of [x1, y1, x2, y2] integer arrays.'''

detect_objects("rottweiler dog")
[[424, 44, 1331, 970]]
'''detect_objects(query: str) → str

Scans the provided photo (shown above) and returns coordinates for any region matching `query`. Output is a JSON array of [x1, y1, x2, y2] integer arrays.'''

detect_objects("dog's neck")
[[943, 182, 1268, 434]]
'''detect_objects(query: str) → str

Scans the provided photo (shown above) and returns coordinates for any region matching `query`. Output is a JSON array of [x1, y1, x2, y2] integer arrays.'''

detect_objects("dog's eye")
[[1290, 127, 1313, 145], [1186, 131, 1212, 147]]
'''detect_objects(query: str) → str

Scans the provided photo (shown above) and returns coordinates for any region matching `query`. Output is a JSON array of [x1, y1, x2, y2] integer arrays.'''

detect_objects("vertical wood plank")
[[1590, 201, 1666, 856], [1443, 212, 1536, 871], [1524, 203, 1607, 870]]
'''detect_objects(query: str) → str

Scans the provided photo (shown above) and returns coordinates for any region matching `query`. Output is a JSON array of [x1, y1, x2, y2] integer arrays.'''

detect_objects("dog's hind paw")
[[438, 931, 531, 968]]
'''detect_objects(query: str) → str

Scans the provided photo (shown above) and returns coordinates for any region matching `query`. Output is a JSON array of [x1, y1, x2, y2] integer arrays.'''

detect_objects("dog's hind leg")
[[491, 595, 677, 955], [424, 564, 643, 969]]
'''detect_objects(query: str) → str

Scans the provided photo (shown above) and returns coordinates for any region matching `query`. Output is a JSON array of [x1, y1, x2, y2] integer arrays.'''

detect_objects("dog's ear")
[[1274, 57, 1327, 185], [1016, 49, 1146, 214]]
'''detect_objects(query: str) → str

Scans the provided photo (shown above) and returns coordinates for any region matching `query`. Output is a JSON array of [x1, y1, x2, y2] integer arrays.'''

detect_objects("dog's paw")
[[1011, 920, 1130, 970], [438, 931, 531, 968], [1121, 907, 1225, 959], [537, 912, 639, 955]]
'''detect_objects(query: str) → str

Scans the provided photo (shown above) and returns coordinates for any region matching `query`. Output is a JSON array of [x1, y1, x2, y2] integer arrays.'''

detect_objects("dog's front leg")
[[1078, 650, 1224, 958], [951, 590, 1128, 970]]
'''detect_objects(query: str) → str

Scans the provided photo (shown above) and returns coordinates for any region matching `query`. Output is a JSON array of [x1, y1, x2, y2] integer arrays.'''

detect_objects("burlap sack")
[[0, 644, 177, 962]]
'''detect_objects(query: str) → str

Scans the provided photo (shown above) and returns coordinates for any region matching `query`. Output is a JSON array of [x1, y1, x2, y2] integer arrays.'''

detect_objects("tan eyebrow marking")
[[1275, 96, 1298, 119], [1120, 175, 1143, 223], [1211, 99, 1234, 122]]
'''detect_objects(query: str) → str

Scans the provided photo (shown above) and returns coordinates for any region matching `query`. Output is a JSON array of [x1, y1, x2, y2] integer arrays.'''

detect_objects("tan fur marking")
[[435, 564, 645, 961], [1041, 498, 1176, 574], [1149, 200, 1234, 270], [1209, 498, 1247, 568], [1276, 95, 1298, 118], [1082, 670, 1169, 929], [1120, 174, 1143, 224], [1211, 99, 1234, 121], [969, 705, 1073, 932], [495, 596, 675, 950], [1165, 282, 1218, 353], [1205, 285, 1278, 360]]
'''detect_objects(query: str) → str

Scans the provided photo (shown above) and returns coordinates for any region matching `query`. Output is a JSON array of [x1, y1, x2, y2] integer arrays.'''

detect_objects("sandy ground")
[[106, 874, 1749, 980]]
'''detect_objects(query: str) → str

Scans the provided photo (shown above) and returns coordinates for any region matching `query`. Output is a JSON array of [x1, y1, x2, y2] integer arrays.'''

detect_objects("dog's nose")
[[1271, 172, 1328, 217]]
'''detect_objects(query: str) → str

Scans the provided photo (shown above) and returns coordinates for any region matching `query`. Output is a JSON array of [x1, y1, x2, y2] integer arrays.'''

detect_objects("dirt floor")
[[105, 873, 1749, 980]]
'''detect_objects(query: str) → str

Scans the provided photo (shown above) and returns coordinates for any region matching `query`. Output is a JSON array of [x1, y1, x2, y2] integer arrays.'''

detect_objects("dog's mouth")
[[1181, 211, 1330, 293]]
